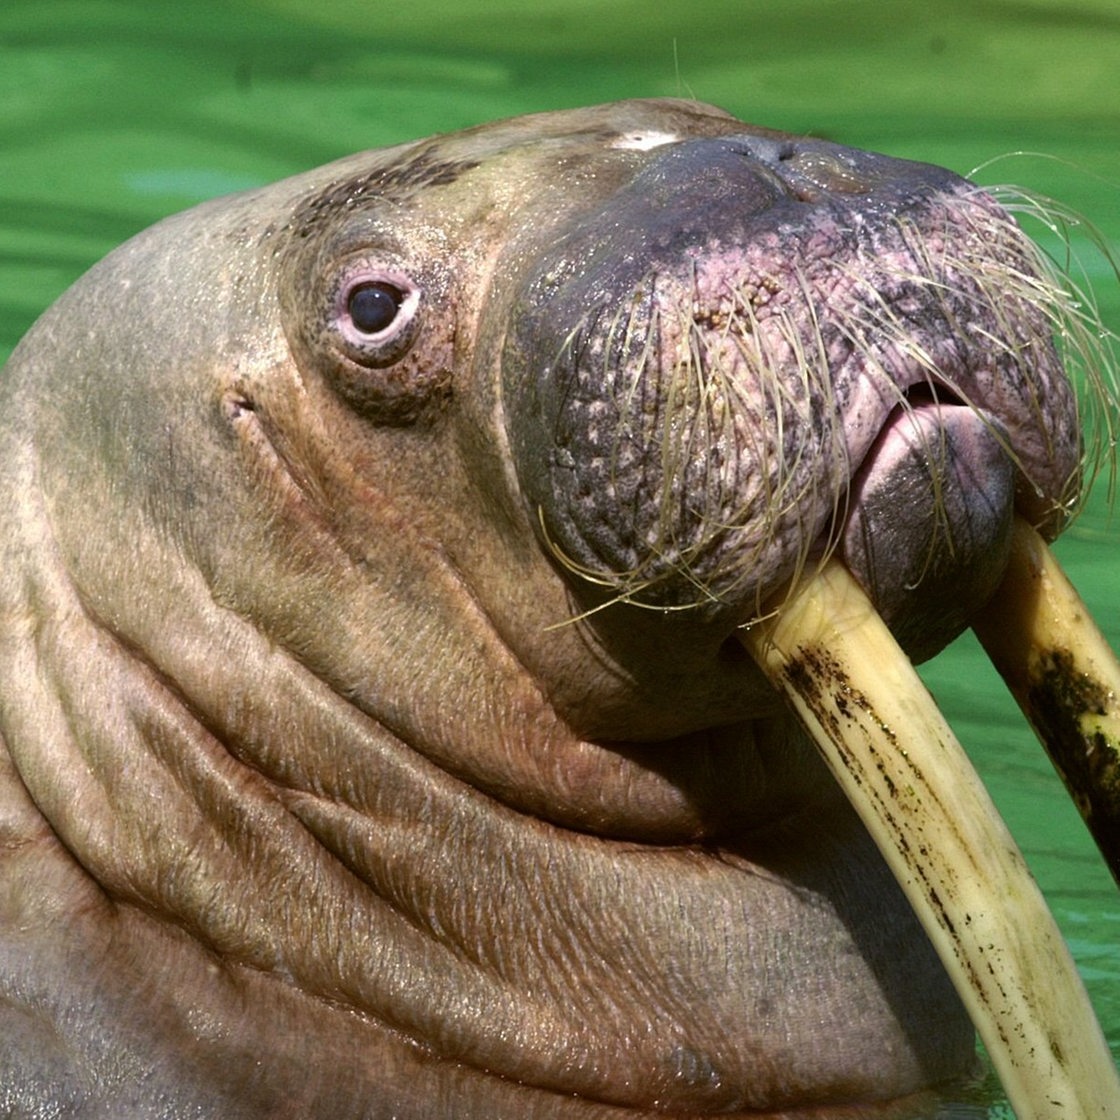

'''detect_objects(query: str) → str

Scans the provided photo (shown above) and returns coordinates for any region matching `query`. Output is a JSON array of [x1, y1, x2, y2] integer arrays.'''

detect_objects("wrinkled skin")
[[0, 100, 1081, 1117]]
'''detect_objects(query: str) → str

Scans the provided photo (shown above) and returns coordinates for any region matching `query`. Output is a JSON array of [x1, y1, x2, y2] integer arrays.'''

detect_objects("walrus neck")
[[0, 532, 965, 1112], [0, 415, 964, 1110]]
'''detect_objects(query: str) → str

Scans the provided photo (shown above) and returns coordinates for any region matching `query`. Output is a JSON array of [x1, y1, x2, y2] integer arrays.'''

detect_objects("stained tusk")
[[973, 516, 1120, 884], [737, 554, 1120, 1120]]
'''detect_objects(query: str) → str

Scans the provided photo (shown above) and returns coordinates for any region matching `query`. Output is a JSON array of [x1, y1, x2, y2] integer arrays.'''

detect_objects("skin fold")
[[0, 99, 1095, 1117]]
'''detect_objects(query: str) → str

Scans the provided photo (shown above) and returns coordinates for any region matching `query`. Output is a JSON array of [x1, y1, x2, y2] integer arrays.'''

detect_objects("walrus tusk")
[[737, 535, 1120, 1120], [973, 517, 1120, 885]]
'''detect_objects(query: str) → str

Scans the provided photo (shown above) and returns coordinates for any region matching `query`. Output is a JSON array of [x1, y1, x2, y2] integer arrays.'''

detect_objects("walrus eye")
[[348, 282, 404, 336], [283, 252, 440, 420], [331, 264, 423, 369]]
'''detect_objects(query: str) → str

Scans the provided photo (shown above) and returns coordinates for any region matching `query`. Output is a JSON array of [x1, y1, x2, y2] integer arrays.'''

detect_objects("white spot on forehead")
[[610, 131, 680, 152]]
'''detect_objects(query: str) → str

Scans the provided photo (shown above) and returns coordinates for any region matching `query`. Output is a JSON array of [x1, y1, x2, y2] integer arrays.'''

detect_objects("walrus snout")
[[501, 129, 1079, 657]]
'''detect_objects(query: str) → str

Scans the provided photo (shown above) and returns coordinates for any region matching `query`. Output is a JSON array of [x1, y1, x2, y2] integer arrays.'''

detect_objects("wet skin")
[[0, 100, 1086, 1116]]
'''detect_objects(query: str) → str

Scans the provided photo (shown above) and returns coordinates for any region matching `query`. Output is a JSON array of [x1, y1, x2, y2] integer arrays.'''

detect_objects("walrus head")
[[0, 99, 1116, 1117]]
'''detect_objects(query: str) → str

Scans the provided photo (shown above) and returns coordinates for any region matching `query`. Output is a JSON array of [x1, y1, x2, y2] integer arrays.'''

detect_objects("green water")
[[1, 1, 1117, 1115]]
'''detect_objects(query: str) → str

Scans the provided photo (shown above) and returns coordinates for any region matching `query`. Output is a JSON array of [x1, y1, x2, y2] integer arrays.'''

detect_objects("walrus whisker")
[[547, 269, 773, 610], [700, 292, 846, 622], [837, 292, 1026, 479], [606, 280, 656, 439], [629, 287, 720, 588], [954, 185, 1120, 492], [534, 283, 751, 611], [683, 332, 732, 545], [700, 310, 802, 588], [718, 270, 857, 608], [534, 507, 729, 627], [825, 232, 1073, 519]]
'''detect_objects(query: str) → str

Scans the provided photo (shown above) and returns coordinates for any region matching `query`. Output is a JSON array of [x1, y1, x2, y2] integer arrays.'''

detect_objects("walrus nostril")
[[727, 135, 797, 165], [728, 135, 876, 200]]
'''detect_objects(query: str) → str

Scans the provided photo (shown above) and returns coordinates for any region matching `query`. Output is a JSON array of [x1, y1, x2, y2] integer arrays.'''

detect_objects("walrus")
[[1, 98, 1118, 1118]]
